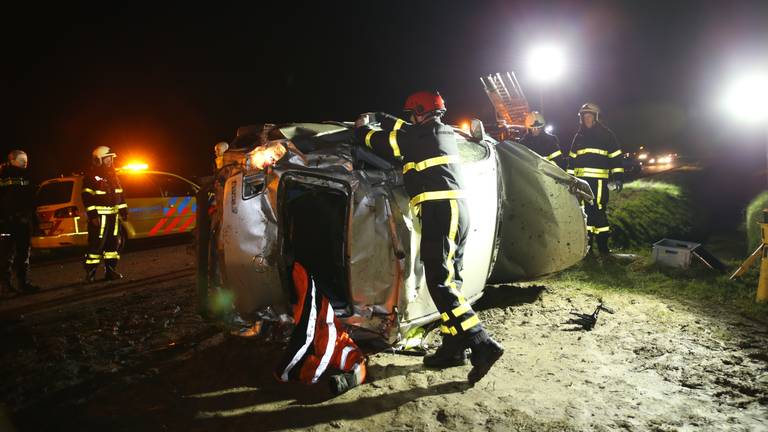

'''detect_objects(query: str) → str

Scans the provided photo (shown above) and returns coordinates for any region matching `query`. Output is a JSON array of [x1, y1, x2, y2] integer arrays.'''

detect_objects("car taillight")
[[54, 206, 79, 218]]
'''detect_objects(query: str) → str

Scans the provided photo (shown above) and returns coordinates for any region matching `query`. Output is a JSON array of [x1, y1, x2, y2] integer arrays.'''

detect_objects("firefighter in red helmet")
[[355, 90, 504, 385]]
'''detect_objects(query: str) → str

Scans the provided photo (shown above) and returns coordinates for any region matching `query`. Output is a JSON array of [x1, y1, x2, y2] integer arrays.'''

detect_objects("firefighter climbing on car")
[[520, 111, 566, 169], [567, 102, 624, 256], [354, 90, 504, 385], [82, 146, 128, 282]]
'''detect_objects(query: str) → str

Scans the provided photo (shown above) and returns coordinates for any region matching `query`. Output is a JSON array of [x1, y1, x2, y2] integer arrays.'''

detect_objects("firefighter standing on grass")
[[0, 150, 39, 296], [567, 103, 624, 256], [354, 91, 504, 385], [520, 111, 565, 169], [82, 146, 127, 282]]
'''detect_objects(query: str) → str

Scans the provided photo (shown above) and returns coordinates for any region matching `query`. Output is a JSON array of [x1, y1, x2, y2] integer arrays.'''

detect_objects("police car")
[[32, 165, 199, 250]]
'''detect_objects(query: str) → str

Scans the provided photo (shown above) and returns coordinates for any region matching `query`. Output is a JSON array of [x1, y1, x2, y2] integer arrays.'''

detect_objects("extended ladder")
[[480, 72, 530, 129]]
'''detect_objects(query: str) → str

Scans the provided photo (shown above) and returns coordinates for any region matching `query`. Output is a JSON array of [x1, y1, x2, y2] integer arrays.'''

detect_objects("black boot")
[[468, 336, 504, 385], [423, 336, 467, 368], [105, 267, 123, 281], [19, 282, 40, 294], [329, 365, 364, 396], [85, 268, 98, 283], [596, 232, 611, 256]]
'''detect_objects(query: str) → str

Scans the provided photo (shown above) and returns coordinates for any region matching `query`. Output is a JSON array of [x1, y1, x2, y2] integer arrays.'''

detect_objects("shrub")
[[745, 191, 768, 253]]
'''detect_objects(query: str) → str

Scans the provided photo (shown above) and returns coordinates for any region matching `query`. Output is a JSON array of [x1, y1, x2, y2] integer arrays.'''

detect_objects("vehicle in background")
[[32, 167, 199, 250]]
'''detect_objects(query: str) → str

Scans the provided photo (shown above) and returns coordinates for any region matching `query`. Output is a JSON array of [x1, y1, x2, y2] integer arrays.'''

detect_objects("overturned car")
[[200, 120, 593, 345]]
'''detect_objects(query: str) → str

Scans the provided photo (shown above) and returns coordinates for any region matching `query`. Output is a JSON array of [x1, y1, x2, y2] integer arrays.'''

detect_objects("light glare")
[[527, 44, 566, 84], [722, 71, 768, 123]]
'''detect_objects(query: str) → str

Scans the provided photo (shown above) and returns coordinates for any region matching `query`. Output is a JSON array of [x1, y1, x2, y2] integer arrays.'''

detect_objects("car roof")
[[39, 170, 199, 189]]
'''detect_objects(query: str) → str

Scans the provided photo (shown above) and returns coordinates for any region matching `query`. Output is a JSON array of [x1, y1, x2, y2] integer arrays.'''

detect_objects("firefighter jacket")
[[520, 131, 565, 168], [355, 113, 465, 208], [81, 167, 127, 220], [0, 164, 35, 220], [567, 122, 624, 181]]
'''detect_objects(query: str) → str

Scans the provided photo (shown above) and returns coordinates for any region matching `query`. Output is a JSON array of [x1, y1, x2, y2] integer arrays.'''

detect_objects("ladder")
[[480, 72, 530, 129]]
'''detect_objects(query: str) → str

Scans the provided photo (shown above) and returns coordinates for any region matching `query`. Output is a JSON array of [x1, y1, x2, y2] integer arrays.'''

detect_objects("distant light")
[[122, 162, 149, 171], [721, 70, 768, 123], [638, 153, 649, 160], [460, 121, 470, 132], [544, 124, 554, 134], [649, 158, 656, 164], [657, 156, 672, 164], [527, 44, 566, 84]]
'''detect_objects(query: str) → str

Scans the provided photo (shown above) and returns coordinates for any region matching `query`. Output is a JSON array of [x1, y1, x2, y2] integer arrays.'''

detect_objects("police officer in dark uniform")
[[0, 150, 39, 295], [567, 103, 624, 256], [355, 91, 503, 385], [520, 111, 565, 169], [82, 146, 128, 282]]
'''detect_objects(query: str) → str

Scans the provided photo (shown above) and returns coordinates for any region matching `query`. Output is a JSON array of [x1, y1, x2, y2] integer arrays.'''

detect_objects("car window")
[[37, 181, 74, 206], [119, 174, 163, 198], [152, 174, 196, 197], [457, 137, 490, 162]]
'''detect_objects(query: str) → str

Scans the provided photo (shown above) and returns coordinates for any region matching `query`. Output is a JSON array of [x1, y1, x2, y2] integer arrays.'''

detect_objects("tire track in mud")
[[0, 268, 195, 318]]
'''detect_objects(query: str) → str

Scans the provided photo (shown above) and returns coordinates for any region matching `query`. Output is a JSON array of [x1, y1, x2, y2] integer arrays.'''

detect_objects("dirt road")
[[1, 242, 766, 431]]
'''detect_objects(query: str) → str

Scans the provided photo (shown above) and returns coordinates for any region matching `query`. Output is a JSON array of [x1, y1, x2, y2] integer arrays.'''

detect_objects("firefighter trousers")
[[276, 262, 366, 385], [85, 213, 121, 272], [0, 217, 31, 285], [582, 177, 611, 253], [419, 199, 485, 342]]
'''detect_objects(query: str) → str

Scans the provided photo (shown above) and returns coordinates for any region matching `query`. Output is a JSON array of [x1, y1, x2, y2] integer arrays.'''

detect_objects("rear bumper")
[[31, 232, 88, 249]]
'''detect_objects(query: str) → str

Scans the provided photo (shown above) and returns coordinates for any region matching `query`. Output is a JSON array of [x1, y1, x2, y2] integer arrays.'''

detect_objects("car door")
[[150, 173, 198, 235], [118, 172, 165, 239]]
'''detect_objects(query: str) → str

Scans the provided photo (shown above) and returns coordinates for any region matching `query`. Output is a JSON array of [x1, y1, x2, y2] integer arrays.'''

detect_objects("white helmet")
[[524, 111, 546, 129], [92, 146, 117, 166], [214, 141, 229, 158], [578, 102, 600, 120]]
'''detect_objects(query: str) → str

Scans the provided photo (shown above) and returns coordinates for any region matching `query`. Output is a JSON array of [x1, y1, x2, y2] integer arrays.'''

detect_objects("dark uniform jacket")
[[520, 132, 565, 168], [0, 164, 35, 220], [81, 167, 128, 220], [356, 113, 465, 207], [567, 122, 624, 181]]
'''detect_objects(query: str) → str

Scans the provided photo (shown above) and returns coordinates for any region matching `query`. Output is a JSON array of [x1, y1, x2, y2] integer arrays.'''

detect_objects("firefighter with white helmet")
[[82, 146, 128, 282], [520, 111, 565, 169], [567, 102, 624, 256], [0, 150, 40, 295], [354, 90, 504, 385]]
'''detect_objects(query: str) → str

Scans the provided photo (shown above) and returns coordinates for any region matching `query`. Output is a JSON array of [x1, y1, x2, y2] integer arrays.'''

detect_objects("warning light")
[[121, 162, 149, 171]]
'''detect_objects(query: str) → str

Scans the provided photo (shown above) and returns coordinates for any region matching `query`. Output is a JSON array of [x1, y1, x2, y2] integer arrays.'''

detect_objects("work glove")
[[355, 112, 376, 128]]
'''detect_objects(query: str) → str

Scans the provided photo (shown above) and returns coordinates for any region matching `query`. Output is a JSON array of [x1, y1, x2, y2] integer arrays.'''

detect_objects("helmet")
[[8, 150, 28, 169], [524, 111, 546, 128], [403, 91, 446, 115], [214, 141, 229, 158], [92, 146, 117, 166], [578, 102, 600, 120]]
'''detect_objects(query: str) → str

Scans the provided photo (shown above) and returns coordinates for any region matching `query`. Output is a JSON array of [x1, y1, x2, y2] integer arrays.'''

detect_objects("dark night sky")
[[3, 0, 768, 182]]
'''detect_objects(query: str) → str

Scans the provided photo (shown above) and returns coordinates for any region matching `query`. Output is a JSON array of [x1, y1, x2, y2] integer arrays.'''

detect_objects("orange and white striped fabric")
[[276, 262, 366, 385]]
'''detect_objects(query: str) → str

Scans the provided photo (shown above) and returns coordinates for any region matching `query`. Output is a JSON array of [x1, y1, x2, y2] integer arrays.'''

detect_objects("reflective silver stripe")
[[608, 150, 623, 158], [339, 345, 355, 370], [0, 178, 29, 186], [576, 148, 609, 156], [312, 302, 337, 384], [409, 190, 466, 208], [280, 278, 318, 382], [402, 155, 460, 174], [546, 150, 562, 160]]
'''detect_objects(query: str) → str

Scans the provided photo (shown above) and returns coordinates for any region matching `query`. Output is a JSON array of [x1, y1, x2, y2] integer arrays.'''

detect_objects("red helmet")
[[403, 91, 446, 115]]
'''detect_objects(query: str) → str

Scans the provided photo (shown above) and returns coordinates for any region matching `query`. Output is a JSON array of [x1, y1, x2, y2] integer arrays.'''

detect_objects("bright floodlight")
[[527, 44, 566, 84], [722, 71, 768, 123]]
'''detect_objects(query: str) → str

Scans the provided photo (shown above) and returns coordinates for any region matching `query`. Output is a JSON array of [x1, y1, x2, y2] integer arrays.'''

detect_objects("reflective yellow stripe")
[[99, 215, 106, 239], [103, 251, 120, 259], [546, 150, 562, 160], [402, 155, 460, 174], [114, 188, 123, 193], [117, 203, 128, 209], [441, 312, 450, 322], [364, 130, 376, 148], [460, 315, 481, 331], [611, 167, 625, 173], [393, 118, 405, 131], [82, 188, 95, 195], [452, 303, 471, 319], [569, 152, 577, 158], [87, 205, 121, 214], [588, 225, 611, 234], [409, 190, 466, 208], [388, 131, 402, 158], [576, 148, 609, 156], [0, 178, 30, 186], [567, 169, 575, 175], [573, 168, 609, 179], [597, 180, 603, 210], [444, 199, 459, 294], [113, 214, 119, 236], [440, 325, 458, 336], [608, 150, 623, 158], [85, 259, 101, 264], [87, 254, 101, 259]]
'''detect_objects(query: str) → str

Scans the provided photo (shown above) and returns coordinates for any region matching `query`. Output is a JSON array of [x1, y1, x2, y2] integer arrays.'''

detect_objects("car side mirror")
[[470, 118, 486, 141]]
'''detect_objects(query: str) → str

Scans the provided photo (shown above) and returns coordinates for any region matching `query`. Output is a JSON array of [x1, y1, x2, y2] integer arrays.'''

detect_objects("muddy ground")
[[1, 240, 767, 431]]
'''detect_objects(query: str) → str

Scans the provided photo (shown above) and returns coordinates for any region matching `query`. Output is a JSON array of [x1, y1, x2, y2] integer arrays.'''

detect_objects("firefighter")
[[82, 146, 128, 282], [567, 103, 624, 256], [0, 150, 39, 295], [520, 111, 565, 169], [275, 261, 367, 395], [355, 91, 504, 385]]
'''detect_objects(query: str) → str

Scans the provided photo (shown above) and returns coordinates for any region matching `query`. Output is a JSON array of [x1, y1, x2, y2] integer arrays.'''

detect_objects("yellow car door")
[[117, 172, 165, 239]]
